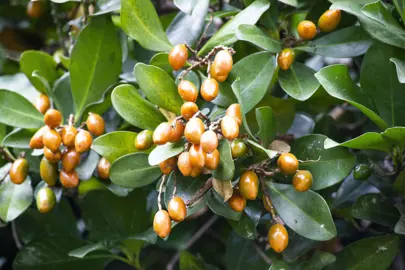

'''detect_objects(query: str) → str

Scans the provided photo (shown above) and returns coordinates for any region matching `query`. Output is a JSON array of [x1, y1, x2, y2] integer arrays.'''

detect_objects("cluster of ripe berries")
[[151, 45, 245, 239], [19, 94, 109, 213], [227, 153, 312, 253], [277, 9, 341, 71]]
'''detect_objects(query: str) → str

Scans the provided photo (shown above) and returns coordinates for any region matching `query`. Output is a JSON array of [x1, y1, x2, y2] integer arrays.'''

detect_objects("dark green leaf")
[[382, 127, 405, 148], [20, 50, 59, 93], [315, 64, 388, 130], [205, 189, 241, 221], [134, 63, 183, 114], [13, 237, 107, 270], [394, 215, 405, 235], [179, 251, 205, 270], [2, 128, 35, 149], [267, 183, 336, 241], [231, 79, 256, 139], [53, 73, 75, 122], [236, 24, 282, 53], [0, 176, 33, 222], [391, 57, 405, 83], [352, 194, 400, 227], [283, 230, 317, 262], [211, 79, 237, 107], [291, 135, 356, 190], [394, 169, 405, 198], [70, 16, 122, 120], [198, 0, 270, 55], [149, 53, 172, 74], [295, 26, 372, 58], [91, 131, 140, 163], [324, 132, 392, 152], [111, 84, 166, 130], [228, 212, 257, 239], [110, 153, 161, 188], [326, 235, 399, 270], [81, 189, 149, 240], [212, 140, 235, 181], [301, 250, 336, 270], [76, 150, 100, 181], [148, 140, 184, 166], [121, 0, 172, 51], [247, 139, 278, 159], [256, 106, 276, 148], [0, 90, 44, 129], [68, 241, 112, 258]]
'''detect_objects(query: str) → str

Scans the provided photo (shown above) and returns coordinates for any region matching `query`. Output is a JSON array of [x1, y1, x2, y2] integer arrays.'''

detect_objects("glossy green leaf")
[[228, 212, 257, 240], [279, 62, 320, 101], [179, 251, 205, 270], [205, 189, 241, 221], [148, 140, 184, 166], [13, 237, 107, 270], [68, 241, 112, 258], [236, 24, 281, 53], [111, 84, 166, 130], [121, 0, 172, 51], [53, 73, 75, 122], [2, 128, 35, 149], [229, 52, 276, 113], [352, 194, 400, 227], [291, 135, 355, 190], [149, 53, 172, 74], [212, 140, 235, 181], [361, 42, 405, 127], [20, 50, 60, 93], [393, 0, 405, 24], [283, 230, 317, 262], [173, 0, 196, 14], [256, 106, 276, 147], [326, 235, 399, 270], [76, 150, 100, 181], [391, 58, 405, 84], [81, 189, 149, 240], [70, 16, 122, 120], [166, 0, 209, 46], [247, 140, 278, 159], [382, 127, 405, 148], [324, 133, 392, 152], [91, 131, 139, 163], [0, 176, 33, 222], [301, 250, 336, 270], [110, 153, 161, 188], [0, 73, 40, 103], [394, 215, 405, 235], [267, 182, 336, 241], [315, 64, 388, 130], [134, 63, 183, 114], [211, 80, 237, 107], [295, 26, 372, 58], [198, 0, 270, 55], [0, 90, 44, 129], [0, 125, 6, 147]]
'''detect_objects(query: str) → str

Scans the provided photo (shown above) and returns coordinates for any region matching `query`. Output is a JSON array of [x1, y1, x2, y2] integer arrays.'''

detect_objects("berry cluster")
[[26, 103, 106, 213], [278, 9, 341, 71]]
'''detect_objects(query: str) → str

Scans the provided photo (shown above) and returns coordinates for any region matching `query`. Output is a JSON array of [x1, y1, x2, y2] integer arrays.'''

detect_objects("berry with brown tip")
[[168, 196, 187, 222], [204, 149, 220, 170], [297, 20, 317, 40], [189, 144, 206, 169], [169, 119, 185, 143], [178, 80, 198, 102], [190, 165, 203, 177], [75, 130, 93, 153], [184, 118, 205, 144], [277, 153, 299, 175], [135, 130, 154, 150], [40, 158, 57, 186], [61, 126, 77, 147], [292, 170, 312, 192], [60, 170, 79, 188], [44, 109, 62, 129], [201, 78, 219, 102], [153, 122, 172, 145], [210, 63, 228, 82], [229, 191, 246, 212], [200, 130, 218, 154], [231, 139, 248, 158], [36, 187, 56, 213], [27, 0, 45, 18], [268, 223, 289, 253], [211, 50, 233, 81], [86, 113, 105, 137], [43, 147, 62, 163], [239, 170, 259, 200], [62, 148, 80, 172], [97, 157, 111, 180], [159, 157, 177, 175], [43, 129, 61, 153], [221, 115, 239, 140], [10, 158, 29, 185], [168, 44, 188, 71], [277, 48, 295, 71], [29, 126, 49, 149], [181, 102, 199, 120], [153, 210, 171, 238], [178, 152, 193, 176], [35, 94, 50, 114], [226, 104, 242, 126], [318, 9, 341, 33]]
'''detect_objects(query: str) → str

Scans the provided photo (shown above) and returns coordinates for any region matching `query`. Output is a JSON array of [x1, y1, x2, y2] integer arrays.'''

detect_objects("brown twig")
[[252, 242, 272, 265], [196, 14, 213, 51], [259, 177, 278, 221], [275, 134, 295, 143], [186, 178, 213, 206], [0, 147, 16, 162]]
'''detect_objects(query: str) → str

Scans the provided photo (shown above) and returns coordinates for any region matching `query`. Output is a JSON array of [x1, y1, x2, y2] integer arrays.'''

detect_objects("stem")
[[172, 172, 177, 198], [86, 254, 134, 266], [0, 147, 16, 162], [196, 13, 213, 50], [259, 177, 277, 221], [166, 215, 218, 270], [186, 178, 213, 206], [252, 242, 272, 265], [158, 175, 166, 211]]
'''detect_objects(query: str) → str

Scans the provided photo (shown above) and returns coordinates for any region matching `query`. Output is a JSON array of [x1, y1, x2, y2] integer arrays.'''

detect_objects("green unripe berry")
[[353, 164, 372, 181]]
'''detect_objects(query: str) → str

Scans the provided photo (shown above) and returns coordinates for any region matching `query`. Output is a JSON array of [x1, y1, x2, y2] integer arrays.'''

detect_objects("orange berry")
[[178, 80, 198, 102], [204, 149, 220, 170], [86, 113, 105, 137], [297, 20, 317, 40], [239, 170, 259, 200], [268, 223, 289, 253], [169, 119, 185, 143], [201, 78, 219, 102], [153, 210, 171, 238], [168, 196, 187, 222], [159, 157, 177, 175], [43, 147, 62, 163], [153, 122, 172, 145], [277, 48, 295, 71], [36, 187, 56, 213], [35, 94, 50, 114], [221, 115, 239, 140], [43, 129, 61, 152], [210, 62, 228, 82], [292, 170, 313, 192], [318, 9, 341, 32], [97, 157, 111, 180], [184, 118, 205, 144], [178, 152, 193, 176], [190, 165, 203, 177], [226, 104, 242, 126], [75, 130, 93, 153], [27, 0, 45, 18], [29, 126, 49, 149], [10, 158, 29, 185], [229, 191, 246, 212], [40, 158, 57, 186], [277, 153, 299, 175], [44, 109, 62, 129], [200, 130, 218, 154], [168, 44, 188, 71], [61, 126, 77, 147], [213, 50, 233, 76], [62, 148, 80, 172], [189, 144, 206, 169], [60, 170, 79, 188], [135, 130, 154, 150], [181, 102, 198, 120]]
